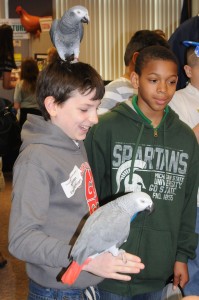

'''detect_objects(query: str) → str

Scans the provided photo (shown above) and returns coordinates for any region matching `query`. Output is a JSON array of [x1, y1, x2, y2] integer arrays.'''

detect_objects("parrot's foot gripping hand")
[[61, 258, 92, 285], [108, 245, 127, 263], [118, 249, 127, 264]]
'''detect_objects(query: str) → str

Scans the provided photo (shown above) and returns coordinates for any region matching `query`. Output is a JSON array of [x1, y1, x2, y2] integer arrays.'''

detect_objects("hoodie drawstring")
[[129, 123, 145, 183]]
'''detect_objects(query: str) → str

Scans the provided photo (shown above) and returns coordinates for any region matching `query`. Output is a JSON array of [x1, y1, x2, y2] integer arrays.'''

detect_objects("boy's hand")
[[82, 251, 145, 281], [173, 261, 189, 289]]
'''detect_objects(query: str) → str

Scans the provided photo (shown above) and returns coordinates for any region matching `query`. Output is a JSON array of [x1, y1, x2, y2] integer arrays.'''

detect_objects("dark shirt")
[[0, 57, 16, 77]]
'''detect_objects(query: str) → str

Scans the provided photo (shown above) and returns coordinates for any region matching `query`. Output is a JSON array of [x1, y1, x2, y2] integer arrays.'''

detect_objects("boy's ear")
[[184, 65, 192, 78], [132, 52, 139, 64], [130, 71, 139, 89], [44, 96, 57, 117]]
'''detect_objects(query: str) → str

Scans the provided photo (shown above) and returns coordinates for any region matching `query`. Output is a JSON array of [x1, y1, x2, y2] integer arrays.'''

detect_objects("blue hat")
[[183, 40, 199, 57]]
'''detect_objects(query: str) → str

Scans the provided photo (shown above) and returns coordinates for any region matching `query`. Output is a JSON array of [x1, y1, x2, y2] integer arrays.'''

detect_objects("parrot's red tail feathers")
[[61, 258, 91, 285]]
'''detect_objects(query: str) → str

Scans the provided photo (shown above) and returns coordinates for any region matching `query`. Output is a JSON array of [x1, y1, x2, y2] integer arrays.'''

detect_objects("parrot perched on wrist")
[[50, 5, 90, 62], [60, 191, 154, 285]]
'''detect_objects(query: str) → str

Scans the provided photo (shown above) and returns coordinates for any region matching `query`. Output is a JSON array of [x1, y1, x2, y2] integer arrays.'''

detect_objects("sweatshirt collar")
[[132, 95, 169, 129]]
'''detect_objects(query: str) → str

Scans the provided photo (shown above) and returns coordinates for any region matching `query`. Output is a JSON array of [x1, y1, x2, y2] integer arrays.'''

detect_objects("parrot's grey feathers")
[[49, 5, 90, 62], [72, 208, 128, 261], [79, 22, 84, 42], [70, 191, 154, 265], [49, 19, 58, 46]]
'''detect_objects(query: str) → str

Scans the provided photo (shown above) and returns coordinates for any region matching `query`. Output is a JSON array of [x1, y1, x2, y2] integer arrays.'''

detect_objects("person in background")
[[85, 45, 199, 299], [14, 57, 41, 128], [0, 155, 6, 269], [0, 23, 17, 269], [98, 29, 169, 115], [170, 41, 199, 140], [168, 15, 199, 90], [8, 60, 145, 300], [0, 24, 17, 89], [0, 157, 5, 191], [153, 29, 167, 40], [169, 41, 199, 296]]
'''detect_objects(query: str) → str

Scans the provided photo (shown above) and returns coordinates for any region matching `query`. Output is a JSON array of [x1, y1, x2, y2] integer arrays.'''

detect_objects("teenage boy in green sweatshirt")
[[85, 45, 199, 300]]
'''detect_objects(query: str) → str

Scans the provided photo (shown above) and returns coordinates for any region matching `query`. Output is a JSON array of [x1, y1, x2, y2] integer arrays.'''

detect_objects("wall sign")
[[0, 19, 30, 39]]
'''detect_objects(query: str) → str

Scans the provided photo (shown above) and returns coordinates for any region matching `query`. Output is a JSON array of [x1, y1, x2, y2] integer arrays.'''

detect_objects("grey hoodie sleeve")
[[9, 162, 71, 268]]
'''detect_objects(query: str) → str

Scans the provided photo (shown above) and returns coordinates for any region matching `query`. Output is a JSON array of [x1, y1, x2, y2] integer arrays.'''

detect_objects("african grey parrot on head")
[[60, 191, 154, 285], [50, 5, 90, 62]]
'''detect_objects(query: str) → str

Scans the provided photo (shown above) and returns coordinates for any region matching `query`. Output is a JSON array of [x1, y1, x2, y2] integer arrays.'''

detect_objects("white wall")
[[192, 0, 199, 16]]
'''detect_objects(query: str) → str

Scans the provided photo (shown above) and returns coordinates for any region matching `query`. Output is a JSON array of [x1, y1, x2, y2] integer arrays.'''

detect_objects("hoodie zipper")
[[153, 107, 169, 137], [132, 95, 169, 138], [153, 109, 169, 137], [154, 128, 158, 137]]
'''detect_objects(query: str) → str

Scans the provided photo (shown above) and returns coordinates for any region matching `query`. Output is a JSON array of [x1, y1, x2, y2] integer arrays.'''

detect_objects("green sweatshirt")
[[85, 99, 199, 296]]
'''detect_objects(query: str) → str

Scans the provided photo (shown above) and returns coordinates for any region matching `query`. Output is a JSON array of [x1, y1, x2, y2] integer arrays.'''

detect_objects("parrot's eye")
[[77, 10, 81, 14]]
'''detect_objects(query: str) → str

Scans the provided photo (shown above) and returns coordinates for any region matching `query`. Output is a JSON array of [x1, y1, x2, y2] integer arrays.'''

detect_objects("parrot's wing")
[[79, 23, 84, 42], [71, 207, 129, 264], [89, 211, 129, 252], [49, 19, 59, 46]]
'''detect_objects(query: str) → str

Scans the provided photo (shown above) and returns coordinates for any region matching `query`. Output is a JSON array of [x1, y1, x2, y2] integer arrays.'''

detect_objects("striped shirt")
[[98, 77, 137, 115]]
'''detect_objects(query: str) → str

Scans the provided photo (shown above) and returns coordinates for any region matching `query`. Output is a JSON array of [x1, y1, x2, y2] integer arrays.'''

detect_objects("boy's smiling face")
[[131, 59, 178, 120], [45, 90, 100, 141]]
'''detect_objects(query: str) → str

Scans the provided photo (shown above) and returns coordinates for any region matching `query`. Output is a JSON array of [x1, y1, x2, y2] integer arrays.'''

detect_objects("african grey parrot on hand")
[[50, 5, 90, 62], [61, 191, 154, 285]]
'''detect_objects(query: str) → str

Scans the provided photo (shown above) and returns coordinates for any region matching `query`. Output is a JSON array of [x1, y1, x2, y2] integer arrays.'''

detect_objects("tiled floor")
[[0, 172, 29, 300]]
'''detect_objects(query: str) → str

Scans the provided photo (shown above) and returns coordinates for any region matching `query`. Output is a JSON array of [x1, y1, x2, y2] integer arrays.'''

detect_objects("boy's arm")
[[176, 167, 199, 261], [9, 163, 71, 268], [173, 261, 189, 288], [174, 139, 199, 283], [13, 82, 22, 110]]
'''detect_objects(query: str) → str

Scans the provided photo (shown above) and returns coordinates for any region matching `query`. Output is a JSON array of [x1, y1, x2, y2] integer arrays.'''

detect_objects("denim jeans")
[[184, 207, 199, 296], [98, 289, 163, 300], [28, 279, 100, 300]]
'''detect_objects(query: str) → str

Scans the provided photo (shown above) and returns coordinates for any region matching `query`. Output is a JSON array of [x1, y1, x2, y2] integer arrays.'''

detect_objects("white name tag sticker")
[[61, 165, 83, 198]]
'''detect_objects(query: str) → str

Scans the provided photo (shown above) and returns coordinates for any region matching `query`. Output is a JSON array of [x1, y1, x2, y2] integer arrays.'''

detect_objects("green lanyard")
[[132, 95, 169, 137]]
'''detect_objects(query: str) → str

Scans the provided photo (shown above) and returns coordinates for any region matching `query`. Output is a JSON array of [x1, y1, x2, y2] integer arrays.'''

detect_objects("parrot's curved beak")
[[147, 202, 155, 215], [82, 16, 90, 24]]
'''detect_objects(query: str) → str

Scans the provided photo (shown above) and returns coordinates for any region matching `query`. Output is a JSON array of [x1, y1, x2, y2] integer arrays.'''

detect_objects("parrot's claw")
[[121, 252, 127, 264], [118, 249, 127, 263]]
